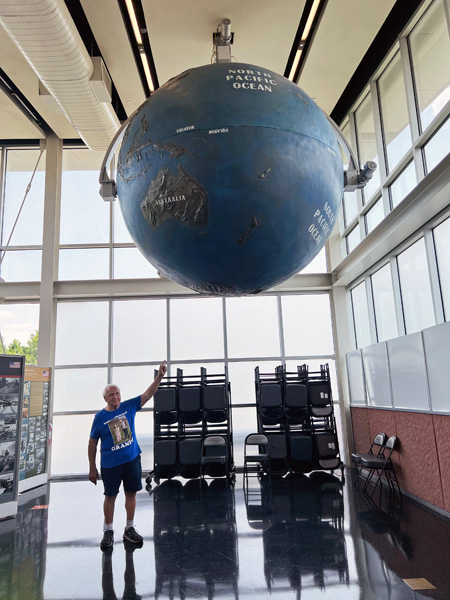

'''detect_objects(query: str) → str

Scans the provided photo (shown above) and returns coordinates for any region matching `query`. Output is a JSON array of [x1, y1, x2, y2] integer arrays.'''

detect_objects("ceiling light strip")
[[285, 0, 327, 83], [125, 0, 143, 44]]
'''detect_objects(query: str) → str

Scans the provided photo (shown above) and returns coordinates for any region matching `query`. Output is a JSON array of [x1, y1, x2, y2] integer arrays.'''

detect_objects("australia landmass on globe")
[[140, 164, 210, 231]]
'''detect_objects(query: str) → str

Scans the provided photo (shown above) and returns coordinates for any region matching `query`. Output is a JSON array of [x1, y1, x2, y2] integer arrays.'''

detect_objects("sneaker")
[[123, 526, 143, 544], [100, 529, 114, 550]]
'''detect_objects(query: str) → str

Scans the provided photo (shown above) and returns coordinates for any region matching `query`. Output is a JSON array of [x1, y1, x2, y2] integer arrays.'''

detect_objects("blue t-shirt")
[[90, 396, 142, 468]]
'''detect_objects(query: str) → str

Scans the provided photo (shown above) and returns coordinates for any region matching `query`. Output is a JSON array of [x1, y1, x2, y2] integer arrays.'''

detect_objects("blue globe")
[[117, 62, 343, 295]]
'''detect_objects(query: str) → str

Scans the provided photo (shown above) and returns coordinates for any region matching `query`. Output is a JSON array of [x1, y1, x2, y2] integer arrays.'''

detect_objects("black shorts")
[[101, 455, 143, 497]]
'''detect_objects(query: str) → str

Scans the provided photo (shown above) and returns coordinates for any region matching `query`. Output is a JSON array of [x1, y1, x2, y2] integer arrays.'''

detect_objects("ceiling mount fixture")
[[213, 19, 234, 63], [286, 0, 326, 83]]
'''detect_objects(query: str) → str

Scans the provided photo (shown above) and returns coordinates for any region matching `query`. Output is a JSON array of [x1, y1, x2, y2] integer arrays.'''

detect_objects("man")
[[88, 361, 167, 550]]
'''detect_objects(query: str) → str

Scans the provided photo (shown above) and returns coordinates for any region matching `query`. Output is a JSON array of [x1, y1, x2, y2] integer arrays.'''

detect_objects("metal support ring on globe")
[[99, 61, 376, 296]]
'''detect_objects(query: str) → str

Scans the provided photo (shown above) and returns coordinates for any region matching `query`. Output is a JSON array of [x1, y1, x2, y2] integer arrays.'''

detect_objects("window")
[[433, 217, 450, 320], [60, 150, 109, 244], [389, 162, 417, 208], [58, 248, 110, 280], [365, 198, 384, 234], [170, 298, 224, 361], [371, 264, 398, 342], [355, 92, 381, 201], [282, 295, 334, 356], [346, 225, 361, 254], [397, 238, 435, 333], [424, 118, 450, 173], [112, 300, 166, 363], [113, 247, 159, 278], [343, 194, 358, 228], [53, 368, 108, 412], [226, 296, 279, 358], [351, 282, 372, 348], [378, 50, 412, 173], [0, 249, 42, 282], [0, 303, 40, 356], [0, 149, 46, 282], [55, 301, 109, 365], [298, 247, 327, 273], [409, 0, 450, 132]]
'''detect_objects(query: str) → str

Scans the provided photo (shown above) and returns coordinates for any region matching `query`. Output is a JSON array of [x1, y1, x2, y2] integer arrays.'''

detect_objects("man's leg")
[[124, 491, 136, 522], [104, 494, 117, 526], [123, 457, 143, 545]]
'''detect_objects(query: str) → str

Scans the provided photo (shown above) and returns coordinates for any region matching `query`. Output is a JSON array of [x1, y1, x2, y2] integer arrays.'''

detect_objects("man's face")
[[104, 386, 121, 411]]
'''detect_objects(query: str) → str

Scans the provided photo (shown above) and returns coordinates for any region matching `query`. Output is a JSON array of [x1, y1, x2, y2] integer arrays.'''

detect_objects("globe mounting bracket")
[[213, 19, 234, 63], [323, 112, 377, 191]]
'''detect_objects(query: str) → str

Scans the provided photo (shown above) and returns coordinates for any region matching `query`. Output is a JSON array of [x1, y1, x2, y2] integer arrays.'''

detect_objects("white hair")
[[102, 384, 121, 399]]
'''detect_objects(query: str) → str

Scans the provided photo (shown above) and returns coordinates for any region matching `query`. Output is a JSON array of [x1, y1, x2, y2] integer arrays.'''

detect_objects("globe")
[[116, 62, 343, 295]]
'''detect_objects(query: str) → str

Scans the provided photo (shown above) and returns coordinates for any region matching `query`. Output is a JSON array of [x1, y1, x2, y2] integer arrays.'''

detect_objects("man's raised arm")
[[140, 361, 167, 408]]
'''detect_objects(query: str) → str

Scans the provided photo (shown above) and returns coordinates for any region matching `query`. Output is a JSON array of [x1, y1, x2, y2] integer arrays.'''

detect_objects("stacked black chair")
[[254, 363, 343, 478], [147, 367, 234, 485]]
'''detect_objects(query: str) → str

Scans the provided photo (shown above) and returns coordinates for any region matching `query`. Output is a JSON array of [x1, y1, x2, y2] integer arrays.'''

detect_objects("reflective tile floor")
[[1, 470, 450, 599]]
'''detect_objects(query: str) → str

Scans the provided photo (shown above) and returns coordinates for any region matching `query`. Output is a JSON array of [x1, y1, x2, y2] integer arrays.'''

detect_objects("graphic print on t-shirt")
[[107, 414, 132, 445]]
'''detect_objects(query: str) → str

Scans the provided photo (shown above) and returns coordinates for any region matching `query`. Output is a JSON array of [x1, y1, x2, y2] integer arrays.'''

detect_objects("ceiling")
[[0, 0, 401, 146]]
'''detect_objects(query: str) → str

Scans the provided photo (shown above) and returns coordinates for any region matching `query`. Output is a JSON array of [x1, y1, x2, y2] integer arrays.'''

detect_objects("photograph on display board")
[[0, 422, 16, 442], [0, 393, 19, 416], [0, 442, 15, 474], [0, 378, 20, 394], [0, 473, 14, 494]]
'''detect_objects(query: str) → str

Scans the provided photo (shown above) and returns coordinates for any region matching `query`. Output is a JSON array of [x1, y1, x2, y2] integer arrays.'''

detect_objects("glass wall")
[[354, 92, 381, 201], [339, 0, 449, 261], [52, 293, 337, 475], [408, 0, 450, 131], [377, 49, 412, 173], [371, 264, 398, 342], [58, 149, 159, 281], [433, 217, 450, 320], [0, 149, 46, 282], [397, 238, 435, 334], [350, 283, 371, 348]]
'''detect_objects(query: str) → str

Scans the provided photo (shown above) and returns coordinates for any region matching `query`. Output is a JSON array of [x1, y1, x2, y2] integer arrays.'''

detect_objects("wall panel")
[[352, 407, 450, 513], [350, 407, 371, 453], [432, 415, 450, 512]]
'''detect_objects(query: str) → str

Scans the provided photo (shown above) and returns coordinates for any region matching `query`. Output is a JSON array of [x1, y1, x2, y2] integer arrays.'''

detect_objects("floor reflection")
[[1, 473, 450, 599], [244, 471, 348, 596], [102, 541, 141, 600], [153, 478, 239, 599], [0, 486, 48, 600]]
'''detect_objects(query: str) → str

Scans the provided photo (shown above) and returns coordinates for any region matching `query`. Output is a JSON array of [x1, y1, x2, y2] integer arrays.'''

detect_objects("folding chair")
[[153, 438, 178, 483], [201, 435, 229, 480], [289, 432, 313, 473], [243, 433, 271, 484], [154, 387, 178, 425], [351, 432, 387, 487], [259, 383, 284, 425], [203, 385, 228, 423], [179, 437, 203, 479], [285, 383, 308, 423], [308, 380, 333, 417], [179, 386, 202, 424], [360, 435, 401, 497]]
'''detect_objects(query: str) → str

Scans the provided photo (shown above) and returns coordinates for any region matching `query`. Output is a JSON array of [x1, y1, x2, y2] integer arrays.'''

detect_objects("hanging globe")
[[116, 62, 343, 295]]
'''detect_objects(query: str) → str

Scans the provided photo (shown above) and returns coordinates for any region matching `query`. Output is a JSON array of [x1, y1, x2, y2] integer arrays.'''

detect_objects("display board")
[[346, 350, 366, 405], [0, 354, 24, 516], [361, 342, 393, 408], [20, 367, 50, 485]]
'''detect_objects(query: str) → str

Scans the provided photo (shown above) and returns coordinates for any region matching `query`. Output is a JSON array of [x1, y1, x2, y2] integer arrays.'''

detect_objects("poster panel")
[[0, 355, 24, 506], [20, 367, 50, 481]]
